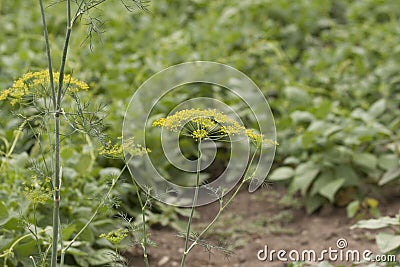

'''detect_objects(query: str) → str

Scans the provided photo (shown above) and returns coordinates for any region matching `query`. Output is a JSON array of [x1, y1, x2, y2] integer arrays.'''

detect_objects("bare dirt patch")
[[126, 186, 400, 267]]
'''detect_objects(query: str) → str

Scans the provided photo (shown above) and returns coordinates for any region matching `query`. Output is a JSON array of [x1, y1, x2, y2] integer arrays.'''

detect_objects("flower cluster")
[[152, 108, 247, 141], [99, 137, 151, 158], [0, 70, 89, 105], [152, 108, 277, 146], [99, 228, 129, 245], [22, 176, 52, 204], [245, 129, 279, 147]]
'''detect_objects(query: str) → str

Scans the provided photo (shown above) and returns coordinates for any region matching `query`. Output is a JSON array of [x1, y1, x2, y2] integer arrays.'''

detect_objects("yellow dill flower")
[[99, 228, 128, 245], [1, 70, 89, 105], [153, 108, 279, 146], [192, 129, 208, 140], [99, 137, 150, 158], [152, 108, 246, 141], [23, 176, 52, 204], [246, 129, 279, 147]]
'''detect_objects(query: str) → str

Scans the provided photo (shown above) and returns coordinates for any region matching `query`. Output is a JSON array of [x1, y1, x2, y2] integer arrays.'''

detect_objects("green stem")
[[180, 141, 202, 267], [0, 231, 44, 266], [30, 256, 38, 267], [38, 0, 56, 110], [132, 182, 150, 267], [4, 120, 27, 159], [50, 0, 72, 265], [186, 145, 260, 254], [33, 204, 42, 254], [41, 243, 52, 267], [51, 114, 61, 267], [0, 233, 32, 258]]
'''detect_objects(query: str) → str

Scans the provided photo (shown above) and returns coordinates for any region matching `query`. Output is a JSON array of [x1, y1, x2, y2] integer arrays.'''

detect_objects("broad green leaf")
[[351, 108, 372, 123], [3, 217, 21, 230], [307, 120, 325, 132], [352, 152, 377, 170], [283, 157, 300, 165], [87, 249, 120, 266], [378, 154, 399, 171], [335, 165, 360, 186], [323, 125, 342, 137], [376, 233, 400, 253], [378, 154, 400, 171], [379, 168, 400, 185], [75, 220, 95, 243], [302, 131, 318, 148], [14, 239, 36, 257], [319, 178, 345, 202], [346, 200, 360, 218], [68, 247, 89, 256], [284, 86, 310, 107], [0, 201, 9, 226], [310, 170, 334, 196], [62, 224, 78, 241], [305, 195, 324, 214], [269, 167, 294, 181], [351, 216, 400, 229], [292, 162, 320, 195], [290, 111, 314, 124], [368, 99, 386, 118]]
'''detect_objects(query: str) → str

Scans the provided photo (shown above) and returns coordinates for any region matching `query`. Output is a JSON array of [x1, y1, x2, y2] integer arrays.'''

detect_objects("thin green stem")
[[38, 0, 56, 110], [4, 120, 27, 160], [56, 0, 72, 107], [0, 231, 44, 265], [33, 204, 42, 254], [186, 146, 260, 254], [180, 140, 202, 267], [132, 182, 150, 267], [41, 243, 52, 267], [30, 256, 38, 267], [50, 0, 73, 265], [50, 115, 60, 267]]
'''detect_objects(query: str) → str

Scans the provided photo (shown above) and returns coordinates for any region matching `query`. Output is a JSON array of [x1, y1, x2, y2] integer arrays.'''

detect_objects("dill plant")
[[0, 1, 149, 266], [153, 108, 276, 267]]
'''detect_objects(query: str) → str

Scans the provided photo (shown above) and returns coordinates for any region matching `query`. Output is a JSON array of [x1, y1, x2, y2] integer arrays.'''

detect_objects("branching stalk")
[[132, 181, 150, 267], [180, 140, 202, 267], [38, 0, 56, 110], [186, 145, 260, 255]]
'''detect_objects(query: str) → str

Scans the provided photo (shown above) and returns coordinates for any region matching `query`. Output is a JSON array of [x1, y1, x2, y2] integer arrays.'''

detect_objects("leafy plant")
[[0, 0, 149, 266], [352, 214, 400, 264], [152, 108, 277, 266]]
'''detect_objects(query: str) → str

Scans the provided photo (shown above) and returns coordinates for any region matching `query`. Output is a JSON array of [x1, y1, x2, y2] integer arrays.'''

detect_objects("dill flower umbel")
[[245, 129, 279, 148], [22, 176, 52, 204], [0, 70, 89, 105], [153, 108, 278, 146], [152, 108, 247, 141], [99, 228, 129, 245], [99, 137, 151, 158]]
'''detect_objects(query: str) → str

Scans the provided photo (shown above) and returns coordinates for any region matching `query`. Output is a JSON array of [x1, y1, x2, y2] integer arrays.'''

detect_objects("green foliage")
[[1, 0, 400, 265], [352, 214, 400, 259], [346, 198, 380, 219]]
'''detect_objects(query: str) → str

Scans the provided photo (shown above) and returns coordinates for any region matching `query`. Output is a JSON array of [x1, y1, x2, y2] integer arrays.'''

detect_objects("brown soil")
[[125, 186, 400, 267]]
